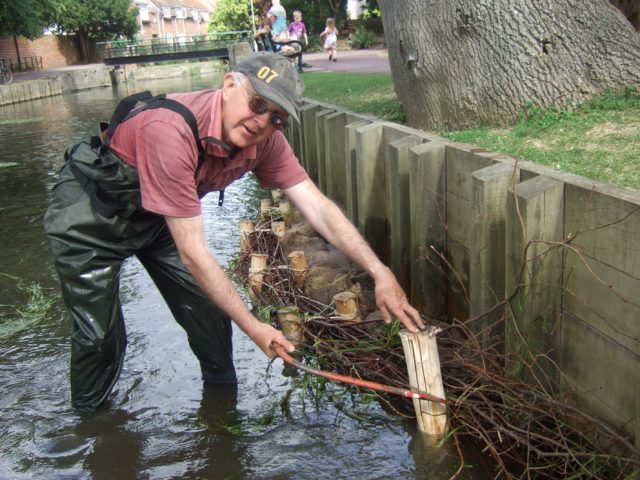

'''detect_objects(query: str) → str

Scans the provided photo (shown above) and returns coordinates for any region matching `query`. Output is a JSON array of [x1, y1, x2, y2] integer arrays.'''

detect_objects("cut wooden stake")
[[271, 189, 284, 204], [239, 219, 256, 253], [260, 198, 273, 219], [287, 251, 308, 289], [333, 291, 361, 321], [277, 307, 303, 346], [399, 327, 447, 438], [248, 254, 268, 294], [279, 200, 292, 227], [272, 220, 286, 238]]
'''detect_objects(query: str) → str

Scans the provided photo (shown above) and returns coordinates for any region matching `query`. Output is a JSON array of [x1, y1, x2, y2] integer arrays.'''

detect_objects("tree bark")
[[378, 0, 640, 131]]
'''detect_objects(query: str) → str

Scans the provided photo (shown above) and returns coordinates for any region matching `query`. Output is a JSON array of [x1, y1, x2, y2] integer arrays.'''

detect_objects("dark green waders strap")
[[69, 91, 238, 217]]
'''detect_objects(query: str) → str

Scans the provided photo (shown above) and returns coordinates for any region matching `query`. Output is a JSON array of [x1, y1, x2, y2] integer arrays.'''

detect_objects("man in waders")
[[44, 53, 424, 411]]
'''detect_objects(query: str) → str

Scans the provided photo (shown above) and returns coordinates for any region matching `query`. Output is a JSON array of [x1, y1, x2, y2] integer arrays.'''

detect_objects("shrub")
[[350, 26, 376, 49]]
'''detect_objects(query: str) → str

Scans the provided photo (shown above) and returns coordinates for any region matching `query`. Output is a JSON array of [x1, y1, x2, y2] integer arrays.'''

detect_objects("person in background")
[[267, 0, 288, 39], [254, 16, 275, 50], [320, 17, 338, 62], [288, 9, 312, 68]]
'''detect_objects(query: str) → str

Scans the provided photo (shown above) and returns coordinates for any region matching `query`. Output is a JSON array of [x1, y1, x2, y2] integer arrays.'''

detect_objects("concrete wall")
[[0, 66, 113, 106], [288, 100, 640, 448]]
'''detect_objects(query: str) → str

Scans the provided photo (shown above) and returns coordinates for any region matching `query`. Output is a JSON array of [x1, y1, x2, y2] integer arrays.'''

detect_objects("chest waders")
[[44, 92, 238, 411]]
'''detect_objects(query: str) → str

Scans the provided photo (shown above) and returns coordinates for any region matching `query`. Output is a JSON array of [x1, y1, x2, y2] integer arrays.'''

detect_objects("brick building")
[[134, 0, 217, 40], [0, 0, 218, 70]]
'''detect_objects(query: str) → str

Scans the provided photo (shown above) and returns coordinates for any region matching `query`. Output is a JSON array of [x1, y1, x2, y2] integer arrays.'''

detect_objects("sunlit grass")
[[303, 72, 405, 123]]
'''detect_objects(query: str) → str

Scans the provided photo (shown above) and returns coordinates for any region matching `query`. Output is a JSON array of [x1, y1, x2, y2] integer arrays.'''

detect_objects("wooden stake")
[[272, 220, 286, 238], [277, 307, 303, 346], [287, 251, 308, 289], [333, 291, 361, 321], [248, 254, 268, 294], [271, 189, 284, 204], [239, 219, 256, 253], [399, 327, 447, 438], [260, 198, 273, 219], [278, 200, 292, 227]]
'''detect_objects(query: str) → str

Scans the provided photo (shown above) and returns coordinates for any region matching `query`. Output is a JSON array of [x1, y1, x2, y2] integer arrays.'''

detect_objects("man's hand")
[[244, 320, 295, 358], [373, 265, 425, 333]]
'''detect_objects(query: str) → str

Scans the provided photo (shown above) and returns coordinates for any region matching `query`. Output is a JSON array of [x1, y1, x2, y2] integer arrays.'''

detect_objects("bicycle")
[[0, 59, 14, 85]]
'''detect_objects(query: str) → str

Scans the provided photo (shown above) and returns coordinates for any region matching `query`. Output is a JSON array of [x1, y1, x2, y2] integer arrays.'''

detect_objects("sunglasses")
[[241, 87, 289, 131]]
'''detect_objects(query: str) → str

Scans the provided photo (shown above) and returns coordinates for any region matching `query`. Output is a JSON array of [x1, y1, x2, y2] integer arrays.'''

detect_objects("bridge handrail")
[[97, 32, 252, 60], [97, 31, 251, 49]]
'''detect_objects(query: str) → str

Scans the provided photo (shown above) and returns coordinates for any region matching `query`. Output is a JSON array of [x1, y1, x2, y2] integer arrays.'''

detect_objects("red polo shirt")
[[109, 89, 308, 217]]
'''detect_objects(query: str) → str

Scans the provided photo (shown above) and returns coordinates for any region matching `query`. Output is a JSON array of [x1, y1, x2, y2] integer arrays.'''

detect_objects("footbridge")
[[97, 32, 252, 66]]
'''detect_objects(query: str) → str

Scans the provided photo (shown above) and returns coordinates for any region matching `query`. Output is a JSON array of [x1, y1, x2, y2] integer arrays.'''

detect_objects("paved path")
[[10, 48, 390, 83], [300, 48, 390, 74]]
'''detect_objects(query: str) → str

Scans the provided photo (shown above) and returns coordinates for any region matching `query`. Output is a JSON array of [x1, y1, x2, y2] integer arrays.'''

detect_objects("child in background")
[[288, 10, 311, 68], [319, 17, 338, 62], [288, 10, 309, 46]]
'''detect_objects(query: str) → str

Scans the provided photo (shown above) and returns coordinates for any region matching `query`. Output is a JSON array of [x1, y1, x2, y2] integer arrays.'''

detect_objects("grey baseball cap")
[[233, 52, 304, 124]]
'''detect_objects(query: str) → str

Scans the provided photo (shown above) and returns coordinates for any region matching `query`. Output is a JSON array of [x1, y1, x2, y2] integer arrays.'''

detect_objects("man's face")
[[221, 74, 289, 149]]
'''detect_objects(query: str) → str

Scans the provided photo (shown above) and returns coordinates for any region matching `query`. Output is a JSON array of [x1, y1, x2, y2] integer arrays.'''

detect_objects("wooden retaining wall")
[[287, 100, 640, 448]]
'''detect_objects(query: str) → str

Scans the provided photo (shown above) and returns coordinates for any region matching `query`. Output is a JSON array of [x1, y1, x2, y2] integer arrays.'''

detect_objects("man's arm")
[[165, 215, 295, 356], [284, 179, 425, 332]]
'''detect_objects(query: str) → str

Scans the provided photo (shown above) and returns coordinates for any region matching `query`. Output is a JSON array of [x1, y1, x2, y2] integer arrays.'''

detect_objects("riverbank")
[[1, 48, 391, 107], [0, 60, 227, 106]]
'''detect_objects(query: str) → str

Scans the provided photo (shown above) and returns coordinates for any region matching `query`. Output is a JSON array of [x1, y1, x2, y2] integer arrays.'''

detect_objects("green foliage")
[[360, 8, 380, 20], [281, 0, 348, 36], [54, 0, 137, 39], [0, 279, 58, 340], [208, 0, 252, 33], [0, 0, 60, 39], [360, 0, 380, 20], [350, 26, 375, 49]]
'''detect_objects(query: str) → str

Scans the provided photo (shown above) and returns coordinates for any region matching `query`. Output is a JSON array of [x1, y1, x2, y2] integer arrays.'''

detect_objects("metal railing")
[[5, 56, 43, 73], [96, 31, 252, 60]]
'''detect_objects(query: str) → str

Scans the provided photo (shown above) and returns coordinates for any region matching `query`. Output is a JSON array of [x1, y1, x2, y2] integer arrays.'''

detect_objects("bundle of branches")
[[230, 215, 640, 479]]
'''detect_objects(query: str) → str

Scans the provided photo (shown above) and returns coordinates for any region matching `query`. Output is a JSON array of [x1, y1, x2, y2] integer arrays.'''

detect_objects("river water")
[[0, 73, 491, 479]]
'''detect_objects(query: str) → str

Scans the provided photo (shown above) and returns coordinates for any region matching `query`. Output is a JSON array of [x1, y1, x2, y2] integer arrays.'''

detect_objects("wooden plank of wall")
[[344, 120, 371, 226], [386, 135, 424, 294], [563, 253, 640, 355], [409, 142, 447, 319], [446, 239, 470, 321], [561, 311, 640, 446], [300, 103, 322, 179], [505, 175, 564, 390], [315, 108, 337, 194], [323, 111, 347, 207], [469, 162, 520, 346], [355, 122, 388, 261], [323, 112, 368, 210], [564, 184, 640, 279]]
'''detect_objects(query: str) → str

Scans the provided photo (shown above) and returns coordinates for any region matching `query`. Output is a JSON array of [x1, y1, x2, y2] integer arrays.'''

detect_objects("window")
[[161, 5, 171, 18], [175, 7, 186, 19], [192, 8, 199, 21], [201, 11, 209, 22], [137, 3, 149, 22]]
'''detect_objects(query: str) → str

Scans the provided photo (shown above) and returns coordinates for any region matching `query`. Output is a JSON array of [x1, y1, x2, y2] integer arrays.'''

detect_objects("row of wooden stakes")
[[238, 190, 448, 438]]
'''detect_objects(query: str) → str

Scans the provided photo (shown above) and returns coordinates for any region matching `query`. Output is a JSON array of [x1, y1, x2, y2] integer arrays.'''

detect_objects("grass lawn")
[[302, 72, 640, 191]]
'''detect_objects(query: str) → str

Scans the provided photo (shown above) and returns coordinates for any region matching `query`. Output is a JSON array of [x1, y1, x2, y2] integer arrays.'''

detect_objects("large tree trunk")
[[378, 0, 640, 131]]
